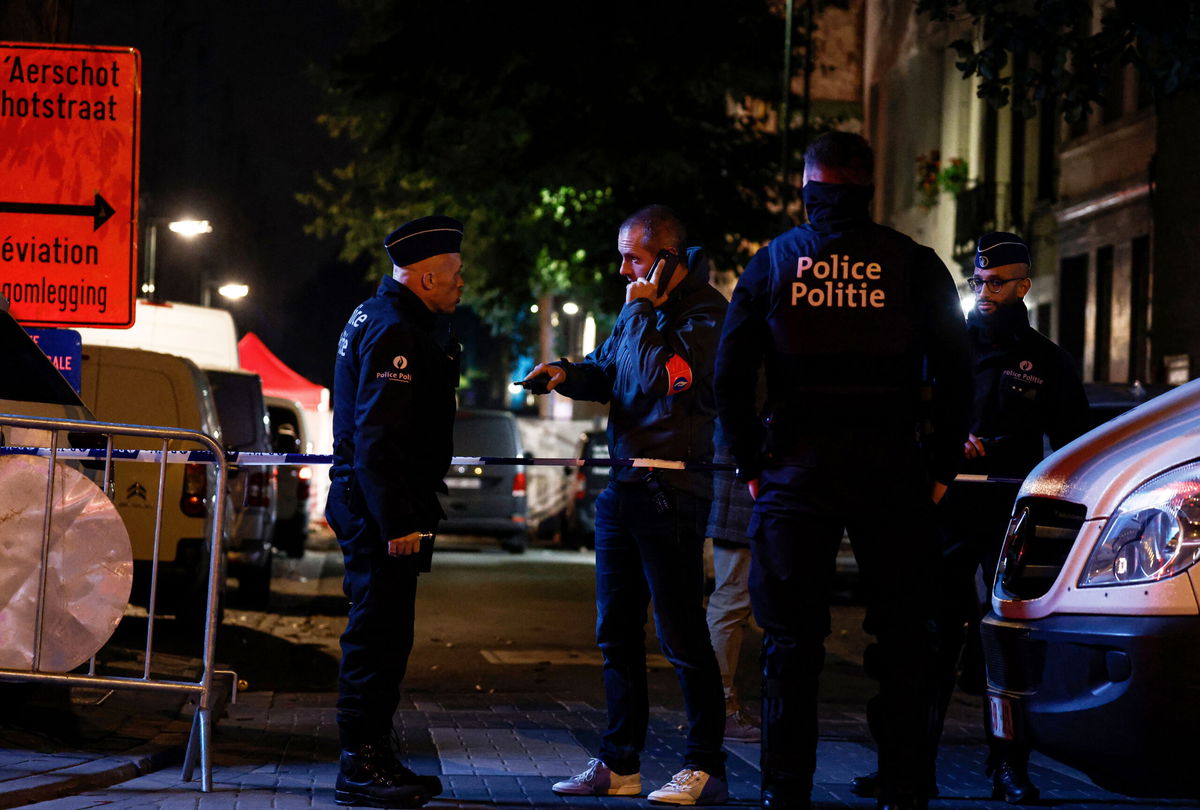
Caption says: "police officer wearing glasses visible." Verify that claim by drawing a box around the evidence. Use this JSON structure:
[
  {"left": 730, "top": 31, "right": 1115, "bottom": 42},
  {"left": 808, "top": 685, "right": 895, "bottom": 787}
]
[
  {"left": 715, "top": 132, "right": 972, "bottom": 810},
  {"left": 852, "top": 231, "right": 1087, "bottom": 805},
  {"left": 327, "top": 215, "right": 465, "bottom": 808}
]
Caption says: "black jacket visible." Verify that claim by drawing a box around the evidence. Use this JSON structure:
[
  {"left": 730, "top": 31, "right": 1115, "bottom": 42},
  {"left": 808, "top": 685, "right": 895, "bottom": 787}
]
[
  {"left": 715, "top": 182, "right": 972, "bottom": 483},
  {"left": 964, "top": 302, "right": 1089, "bottom": 478},
  {"left": 553, "top": 254, "right": 726, "bottom": 497},
  {"left": 330, "top": 277, "right": 459, "bottom": 540}
]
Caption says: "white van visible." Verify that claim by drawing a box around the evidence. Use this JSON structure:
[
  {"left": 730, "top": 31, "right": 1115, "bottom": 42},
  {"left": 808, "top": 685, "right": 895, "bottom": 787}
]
[
  {"left": 981, "top": 377, "right": 1200, "bottom": 799},
  {"left": 79, "top": 345, "right": 228, "bottom": 625},
  {"left": 75, "top": 299, "right": 239, "bottom": 371}
]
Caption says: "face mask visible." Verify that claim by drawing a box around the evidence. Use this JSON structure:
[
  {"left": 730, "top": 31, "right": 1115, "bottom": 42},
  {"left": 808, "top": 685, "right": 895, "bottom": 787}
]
[{"left": 801, "top": 181, "right": 874, "bottom": 230}]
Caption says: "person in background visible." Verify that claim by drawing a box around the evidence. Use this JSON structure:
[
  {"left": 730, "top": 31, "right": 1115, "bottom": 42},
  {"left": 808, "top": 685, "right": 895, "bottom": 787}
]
[{"left": 853, "top": 231, "right": 1088, "bottom": 806}]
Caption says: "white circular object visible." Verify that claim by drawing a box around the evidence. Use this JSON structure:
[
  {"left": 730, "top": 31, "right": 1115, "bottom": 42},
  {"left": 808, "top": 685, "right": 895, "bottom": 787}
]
[{"left": 0, "top": 455, "right": 133, "bottom": 672}]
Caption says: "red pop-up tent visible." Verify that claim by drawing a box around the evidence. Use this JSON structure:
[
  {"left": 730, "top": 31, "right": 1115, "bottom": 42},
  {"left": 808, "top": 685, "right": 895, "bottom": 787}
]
[{"left": 238, "top": 332, "right": 327, "bottom": 410}]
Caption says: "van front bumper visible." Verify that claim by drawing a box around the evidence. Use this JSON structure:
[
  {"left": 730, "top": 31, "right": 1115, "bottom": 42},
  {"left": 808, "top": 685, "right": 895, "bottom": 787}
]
[{"left": 981, "top": 610, "right": 1200, "bottom": 797}]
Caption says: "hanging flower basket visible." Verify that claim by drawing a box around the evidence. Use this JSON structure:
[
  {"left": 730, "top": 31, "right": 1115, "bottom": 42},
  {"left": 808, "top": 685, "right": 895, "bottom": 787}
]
[{"left": 915, "top": 150, "right": 941, "bottom": 209}]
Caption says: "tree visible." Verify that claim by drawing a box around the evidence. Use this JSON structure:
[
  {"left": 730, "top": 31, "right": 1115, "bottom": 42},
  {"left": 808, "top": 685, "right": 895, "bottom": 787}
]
[
  {"left": 916, "top": 0, "right": 1200, "bottom": 121},
  {"left": 298, "top": 0, "right": 783, "bottom": 338}
]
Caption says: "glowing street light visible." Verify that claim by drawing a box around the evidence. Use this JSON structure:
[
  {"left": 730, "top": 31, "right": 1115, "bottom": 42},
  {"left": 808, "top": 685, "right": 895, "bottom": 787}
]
[
  {"left": 561, "top": 301, "right": 580, "bottom": 315},
  {"left": 167, "top": 219, "right": 213, "bottom": 237},
  {"left": 142, "top": 218, "right": 214, "bottom": 299},
  {"left": 217, "top": 283, "right": 249, "bottom": 300},
  {"left": 202, "top": 280, "right": 249, "bottom": 307}
]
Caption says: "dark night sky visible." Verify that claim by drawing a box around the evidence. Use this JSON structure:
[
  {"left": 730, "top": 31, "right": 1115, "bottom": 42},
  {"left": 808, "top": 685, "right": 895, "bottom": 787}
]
[{"left": 69, "top": 0, "right": 369, "bottom": 389}]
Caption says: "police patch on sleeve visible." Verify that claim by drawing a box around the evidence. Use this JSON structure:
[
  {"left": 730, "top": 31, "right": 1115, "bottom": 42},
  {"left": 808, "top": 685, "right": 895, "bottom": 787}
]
[{"left": 376, "top": 355, "right": 413, "bottom": 383}]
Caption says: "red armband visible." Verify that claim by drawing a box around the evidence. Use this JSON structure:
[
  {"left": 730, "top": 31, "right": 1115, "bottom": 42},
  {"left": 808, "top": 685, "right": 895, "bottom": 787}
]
[{"left": 665, "top": 354, "right": 693, "bottom": 395}]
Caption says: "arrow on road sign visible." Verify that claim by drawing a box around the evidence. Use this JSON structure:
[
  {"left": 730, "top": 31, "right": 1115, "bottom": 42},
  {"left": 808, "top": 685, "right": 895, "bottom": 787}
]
[{"left": 0, "top": 193, "right": 117, "bottom": 231}]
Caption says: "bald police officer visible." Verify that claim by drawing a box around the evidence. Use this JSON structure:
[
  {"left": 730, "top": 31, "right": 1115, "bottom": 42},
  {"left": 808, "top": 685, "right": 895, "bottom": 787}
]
[
  {"left": 327, "top": 215, "right": 465, "bottom": 808},
  {"left": 715, "top": 132, "right": 972, "bottom": 810}
]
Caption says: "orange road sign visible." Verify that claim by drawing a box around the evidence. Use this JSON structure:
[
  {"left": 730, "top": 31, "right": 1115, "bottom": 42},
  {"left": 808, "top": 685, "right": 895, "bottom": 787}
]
[{"left": 1, "top": 42, "right": 141, "bottom": 327}]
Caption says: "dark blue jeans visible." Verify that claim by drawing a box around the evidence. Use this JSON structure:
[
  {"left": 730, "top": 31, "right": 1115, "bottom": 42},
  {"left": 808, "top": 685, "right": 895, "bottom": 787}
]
[{"left": 593, "top": 481, "right": 726, "bottom": 777}]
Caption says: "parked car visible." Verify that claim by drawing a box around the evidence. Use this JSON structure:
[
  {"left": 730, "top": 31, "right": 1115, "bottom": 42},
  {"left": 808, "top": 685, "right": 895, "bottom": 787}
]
[
  {"left": 203, "top": 369, "right": 278, "bottom": 607},
  {"left": 1081, "top": 380, "right": 1172, "bottom": 433},
  {"left": 79, "top": 344, "right": 227, "bottom": 626},
  {"left": 438, "top": 408, "right": 530, "bottom": 553},
  {"left": 982, "top": 378, "right": 1198, "bottom": 798},
  {"left": 563, "top": 429, "right": 608, "bottom": 549},
  {"left": 266, "top": 395, "right": 312, "bottom": 559}
]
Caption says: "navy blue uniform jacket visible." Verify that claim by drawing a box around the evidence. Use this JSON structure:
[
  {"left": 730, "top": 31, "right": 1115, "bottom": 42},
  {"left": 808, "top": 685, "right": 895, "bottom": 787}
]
[
  {"left": 330, "top": 277, "right": 458, "bottom": 544},
  {"left": 715, "top": 182, "right": 972, "bottom": 484},
  {"left": 964, "top": 302, "right": 1088, "bottom": 478},
  {"left": 553, "top": 255, "right": 726, "bottom": 497}
]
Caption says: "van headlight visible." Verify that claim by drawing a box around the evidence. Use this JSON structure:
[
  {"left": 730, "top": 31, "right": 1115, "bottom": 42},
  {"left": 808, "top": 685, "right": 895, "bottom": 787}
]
[{"left": 1081, "top": 463, "right": 1200, "bottom": 587}]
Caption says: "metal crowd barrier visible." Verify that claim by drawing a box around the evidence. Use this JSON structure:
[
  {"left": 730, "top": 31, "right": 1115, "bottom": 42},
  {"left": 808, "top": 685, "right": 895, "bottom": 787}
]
[{"left": 0, "top": 413, "right": 230, "bottom": 792}]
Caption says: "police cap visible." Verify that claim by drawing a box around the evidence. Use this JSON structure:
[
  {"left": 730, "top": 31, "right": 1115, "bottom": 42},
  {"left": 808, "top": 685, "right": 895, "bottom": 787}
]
[
  {"left": 384, "top": 215, "right": 464, "bottom": 268},
  {"left": 975, "top": 231, "right": 1030, "bottom": 270}
]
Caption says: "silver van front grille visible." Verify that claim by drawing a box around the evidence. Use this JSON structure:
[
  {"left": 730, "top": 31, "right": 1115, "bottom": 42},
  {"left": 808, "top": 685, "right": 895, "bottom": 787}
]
[{"left": 997, "top": 496, "right": 1087, "bottom": 600}]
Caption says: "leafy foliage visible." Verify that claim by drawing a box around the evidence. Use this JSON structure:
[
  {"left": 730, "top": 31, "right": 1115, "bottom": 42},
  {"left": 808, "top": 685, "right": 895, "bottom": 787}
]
[
  {"left": 300, "top": 0, "right": 784, "bottom": 333},
  {"left": 916, "top": 0, "right": 1200, "bottom": 121}
]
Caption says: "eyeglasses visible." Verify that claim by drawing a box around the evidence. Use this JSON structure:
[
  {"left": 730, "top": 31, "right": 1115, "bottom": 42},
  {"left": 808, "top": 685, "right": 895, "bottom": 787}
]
[{"left": 967, "top": 275, "right": 1028, "bottom": 294}]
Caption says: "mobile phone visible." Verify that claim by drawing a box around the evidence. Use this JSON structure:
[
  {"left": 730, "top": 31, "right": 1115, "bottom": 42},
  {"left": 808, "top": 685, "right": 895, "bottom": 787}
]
[
  {"left": 514, "top": 373, "right": 551, "bottom": 395},
  {"left": 647, "top": 249, "right": 679, "bottom": 298}
]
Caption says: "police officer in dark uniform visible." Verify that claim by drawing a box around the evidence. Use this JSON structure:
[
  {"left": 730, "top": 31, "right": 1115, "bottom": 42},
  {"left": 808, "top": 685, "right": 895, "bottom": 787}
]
[
  {"left": 326, "top": 215, "right": 465, "bottom": 808},
  {"left": 715, "top": 133, "right": 972, "bottom": 810},
  {"left": 526, "top": 205, "right": 730, "bottom": 806},
  {"left": 911, "top": 232, "right": 1086, "bottom": 804}
]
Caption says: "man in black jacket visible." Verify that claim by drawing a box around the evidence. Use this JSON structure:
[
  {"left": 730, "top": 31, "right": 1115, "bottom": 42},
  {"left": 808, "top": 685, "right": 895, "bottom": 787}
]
[
  {"left": 926, "top": 231, "right": 1087, "bottom": 803},
  {"left": 525, "top": 205, "right": 729, "bottom": 806},
  {"left": 715, "top": 132, "right": 972, "bottom": 810},
  {"left": 327, "top": 215, "right": 465, "bottom": 808}
]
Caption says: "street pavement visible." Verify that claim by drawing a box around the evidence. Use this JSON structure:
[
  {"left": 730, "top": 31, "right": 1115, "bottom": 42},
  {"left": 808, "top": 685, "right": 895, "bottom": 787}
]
[{"left": 3, "top": 546, "right": 1194, "bottom": 809}]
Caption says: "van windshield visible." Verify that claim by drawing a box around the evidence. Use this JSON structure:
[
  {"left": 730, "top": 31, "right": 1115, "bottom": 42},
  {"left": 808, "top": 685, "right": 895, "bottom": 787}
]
[
  {"left": 454, "top": 413, "right": 519, "bottom": 457},
  {"left": 206, "top": 370, "right": 268, "bottom": 451}
]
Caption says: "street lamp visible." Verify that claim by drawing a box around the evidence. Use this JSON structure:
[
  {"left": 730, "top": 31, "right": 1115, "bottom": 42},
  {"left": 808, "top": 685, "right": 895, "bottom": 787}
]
[
  {"left": 142, "top": 218, "right": 213, "bottom": 300},
  {"left": 202, "top": 280, "right": 250, "bottom": 308}
]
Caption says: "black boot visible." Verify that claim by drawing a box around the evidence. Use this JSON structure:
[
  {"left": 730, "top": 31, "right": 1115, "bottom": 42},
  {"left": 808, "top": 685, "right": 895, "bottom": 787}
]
[
  {"left": 335, "top": 742, "right": 434, "bottom": 808},
  {"left": 761, "top": 781, "right": 811, "bottom": 810},
  {"left": 372, "top": 733, "right": 444, "bottom": 797},
  {"left": 991, "top": 760, "right": 1039, "bottom": 805},
  {"left": 850, "top": 772, "right": 939, "bottom": 800}
]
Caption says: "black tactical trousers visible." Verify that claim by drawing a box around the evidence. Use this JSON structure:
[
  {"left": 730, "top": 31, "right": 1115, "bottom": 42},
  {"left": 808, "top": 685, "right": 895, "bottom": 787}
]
[
  {"left": 327, "top": 478, "right": 421, "bottom": 750},
  {"left": 748, "top": 450, "right": 940, "bottom": 801}
]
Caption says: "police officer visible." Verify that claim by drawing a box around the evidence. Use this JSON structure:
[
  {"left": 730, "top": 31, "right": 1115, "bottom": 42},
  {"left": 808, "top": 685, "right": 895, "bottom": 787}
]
[
  {"left": 326, "top": 215, "right": 465, "bottom": 808},
  {"left": 931, "top": 232, "right": 1087, "bottom": 803},
  {"left": 526, "top": 205, "right": 730, "bottom": 806},
  {"left": 715, "top": 132, "right": 972, "bottom": 810},
  {"left": 851, "top": 232, "right": 1089, "bottom": 805}
]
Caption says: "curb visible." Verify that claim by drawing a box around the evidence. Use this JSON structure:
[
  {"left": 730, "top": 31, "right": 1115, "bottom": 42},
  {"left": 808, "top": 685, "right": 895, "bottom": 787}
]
[{"left": 0, "top": 714, "right": 191, "bottom": 808}]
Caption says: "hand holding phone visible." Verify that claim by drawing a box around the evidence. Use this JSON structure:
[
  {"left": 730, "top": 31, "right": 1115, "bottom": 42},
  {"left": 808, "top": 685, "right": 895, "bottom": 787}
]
[
  {"left": 626, "top": 249, "right": 679, "bottom": 306},
  {"left": 514, "top": 374, "right": 551, "bottom": 395}
]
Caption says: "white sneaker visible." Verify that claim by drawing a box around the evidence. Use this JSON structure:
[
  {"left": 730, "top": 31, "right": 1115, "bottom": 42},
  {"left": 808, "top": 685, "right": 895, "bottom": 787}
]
[
  {"left": 648, "top": 769, "right": 729, "bottom": 805},
  {"left": 551, "top": 758, "right": 641, "bottom": 796}
]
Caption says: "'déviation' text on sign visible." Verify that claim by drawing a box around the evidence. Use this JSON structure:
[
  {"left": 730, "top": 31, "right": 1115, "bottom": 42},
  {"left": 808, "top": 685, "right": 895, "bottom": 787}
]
[{"left": 0, "top": 42, "right": 141, "bottom": 328}]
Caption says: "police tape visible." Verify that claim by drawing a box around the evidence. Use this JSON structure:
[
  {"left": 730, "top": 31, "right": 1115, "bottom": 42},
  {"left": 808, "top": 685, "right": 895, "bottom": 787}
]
[
  {"left": 0, "top": 445, "right": 1024, "bottom": 483},
  {"left": 0, "top": 446, "right": 715, "bottom": 470}
]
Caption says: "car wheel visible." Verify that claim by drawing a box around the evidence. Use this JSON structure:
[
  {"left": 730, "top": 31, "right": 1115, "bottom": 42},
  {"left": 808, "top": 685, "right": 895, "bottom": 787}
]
[
  {"left": 236, "top": 551, "right": 273, "bottom": 609},
  {"left": 272, "top": 513, "right": 308, "bottom": 559}
]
